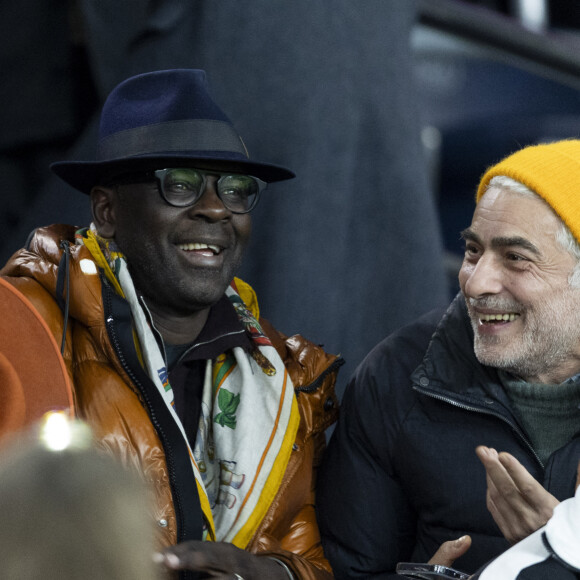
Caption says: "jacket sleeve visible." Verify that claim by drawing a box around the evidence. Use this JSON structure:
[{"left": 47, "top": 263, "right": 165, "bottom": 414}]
[
  {"left": 316, "top": 342, "right": 418, "bottom": 579},
  {"left": 250, "top": 318, "right": 341, "bottom": 579},
  {"left": 253, "top": 426, "right": 335, "bottom": 580}
]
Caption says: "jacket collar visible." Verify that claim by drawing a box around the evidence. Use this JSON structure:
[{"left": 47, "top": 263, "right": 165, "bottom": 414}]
[{"left": 410, "top": 293, "right": 516, "bottom": 418}]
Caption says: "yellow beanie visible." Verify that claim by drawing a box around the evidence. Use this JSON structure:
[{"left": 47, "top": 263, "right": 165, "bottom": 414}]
[{"left": 476, "top": 139, "right": 580, "bottom": 244}]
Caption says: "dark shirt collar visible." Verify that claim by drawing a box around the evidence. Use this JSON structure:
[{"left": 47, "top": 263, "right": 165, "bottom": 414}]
[{"left": 165, "top": 294, "right": 253, "bottom": 367}]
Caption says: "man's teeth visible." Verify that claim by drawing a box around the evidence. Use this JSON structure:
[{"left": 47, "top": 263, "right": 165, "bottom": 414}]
[
  {"left": 178, "top": 242, "right": 221, "bottom": 253},
  {"left": 480, "top": 313, "right": 519, "bottom": 322}
]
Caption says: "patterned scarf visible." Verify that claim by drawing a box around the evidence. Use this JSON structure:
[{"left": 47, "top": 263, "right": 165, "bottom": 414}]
[{"left": 78, "top": 226, "right": 300, "bottom": 546}]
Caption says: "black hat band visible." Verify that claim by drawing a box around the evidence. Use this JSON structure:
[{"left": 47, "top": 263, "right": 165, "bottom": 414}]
[{"left": 97, "top": 119, "right": 249, "bottom": 160}]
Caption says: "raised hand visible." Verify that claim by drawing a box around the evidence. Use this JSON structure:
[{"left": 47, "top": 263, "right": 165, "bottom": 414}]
[{"left": 475, "top": 445, "right": 559, "bottom": 544}]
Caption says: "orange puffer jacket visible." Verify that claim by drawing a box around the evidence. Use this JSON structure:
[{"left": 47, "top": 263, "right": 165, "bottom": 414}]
[{"left": 2, "top": 224, "right": 342, "bottom": 579}]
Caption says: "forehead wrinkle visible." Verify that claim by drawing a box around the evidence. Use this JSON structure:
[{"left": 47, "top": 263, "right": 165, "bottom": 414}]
[{"left": 461, "top": 228, "right": 542, "bottom": 257}]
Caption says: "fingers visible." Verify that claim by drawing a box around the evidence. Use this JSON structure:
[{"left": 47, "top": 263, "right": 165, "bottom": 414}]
[
  {"left": 496, "top": 452, "right": 545, "bottom": 504},
  {"left": 476, "top": 446, "right": 511, "bottom": 488},
  {"left": 476, "top": 446, "right": 529, "bottom": 508},
  {"left": 154, "top": 541, "right": 286, "bottom": 579},
  {"left": 475, "top": 446, "right": 559, "bottom": 544},
  {"left": 153, "top": 543, "right": 204, "bottom": 571},
  {"left": 476, "top": 446, "right": 519, "bottom": 520},
  {"left": 155, "top": 540, "right": 231, "bottom": 572},
  {"left": 483, "top": 470, "right": 511, "bottom": 538},
  {"left": 428, "top": 535, "right": 471, "bottom": 567}
]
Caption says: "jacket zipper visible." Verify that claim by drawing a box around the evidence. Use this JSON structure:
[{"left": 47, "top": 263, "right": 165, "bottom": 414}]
[
  {"left": 103, "top": 282, "right": 189, "bottom": 542},
  {"left": 295, "top": 357, "right": 345, "bottom": 393},
  {"left": 413, "top": 384, "right": 544, "bottom": 469}
]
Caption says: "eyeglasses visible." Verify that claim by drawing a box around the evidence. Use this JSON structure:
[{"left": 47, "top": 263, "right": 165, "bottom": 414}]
[
  {"left": 110, "top": 168, "right": 266, "bottom": 213},
  {"left": 153, "top": 168, "right": 266, "bottom": 213}
]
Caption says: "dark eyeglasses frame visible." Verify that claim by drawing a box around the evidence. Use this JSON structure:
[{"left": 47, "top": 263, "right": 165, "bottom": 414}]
[{"left": 108, "top": 167, "right": 267, "bottom": 214}]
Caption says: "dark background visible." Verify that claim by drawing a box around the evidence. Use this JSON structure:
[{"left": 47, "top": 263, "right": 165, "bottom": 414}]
[{"left": 1, "top": 0, "right": 579, "bottom": 393}]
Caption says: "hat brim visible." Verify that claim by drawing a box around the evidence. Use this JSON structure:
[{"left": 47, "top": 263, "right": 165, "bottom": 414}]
[
  {"left": 51, "top": 153, "right": 295, "bottom": 195},
  {"left": 0, "top": 278, "right": 74, "bottom": 437}
]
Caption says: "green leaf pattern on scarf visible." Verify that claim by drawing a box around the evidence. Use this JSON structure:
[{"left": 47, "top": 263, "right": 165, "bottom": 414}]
[{"left": 215, "top": 388, "right": 241, "bottom": 429}]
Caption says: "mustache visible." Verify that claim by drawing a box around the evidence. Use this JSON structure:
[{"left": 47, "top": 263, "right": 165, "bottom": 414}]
[{"left": 466, "top": 296, "right": 522, "bottom": 312}]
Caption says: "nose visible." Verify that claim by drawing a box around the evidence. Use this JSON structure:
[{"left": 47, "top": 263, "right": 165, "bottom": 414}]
[
  {"left": 187, "top": 176, "right": 231, "bottom": 219},
  {"left": 460, "top": 254, "right": 504, "bottom": 299}
]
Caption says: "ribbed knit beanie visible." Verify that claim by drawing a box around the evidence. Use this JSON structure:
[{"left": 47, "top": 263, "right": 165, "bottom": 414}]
[{"left": 476, "top": 139, "right": 580, "bottom": 244}]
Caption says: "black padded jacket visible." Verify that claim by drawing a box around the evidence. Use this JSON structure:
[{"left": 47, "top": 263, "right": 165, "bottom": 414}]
[{"left": 317, "top": 293, "right": 580, "bottom": 579}]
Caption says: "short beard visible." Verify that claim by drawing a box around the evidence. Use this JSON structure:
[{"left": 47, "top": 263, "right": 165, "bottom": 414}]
[{"left": 467, "top": 293, "right": 580, "bottom": 382}]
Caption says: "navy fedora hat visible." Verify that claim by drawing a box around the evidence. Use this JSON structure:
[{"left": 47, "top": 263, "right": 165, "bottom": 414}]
[{"left": 51, "top": 69, "right": 295, "bottom": 194}]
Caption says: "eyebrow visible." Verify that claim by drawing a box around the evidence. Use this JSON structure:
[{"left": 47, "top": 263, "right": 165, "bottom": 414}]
[{"left": 460, "top": 228, "right": 542, "bottom": 257}]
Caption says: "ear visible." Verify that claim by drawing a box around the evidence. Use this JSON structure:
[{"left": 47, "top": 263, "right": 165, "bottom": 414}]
[{"left": 90, "top": 186, "right": 117, "bottom": 238}]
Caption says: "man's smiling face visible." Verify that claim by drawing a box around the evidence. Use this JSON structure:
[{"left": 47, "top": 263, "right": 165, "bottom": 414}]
[
  {"left": 105, "top": 172, "right": 251, "bottom": 318},
  {"left": 458, "top": 185, "right": 580, "bottom": 384}
]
